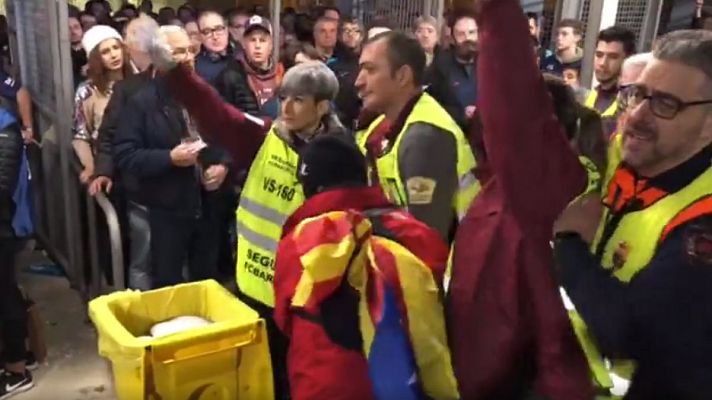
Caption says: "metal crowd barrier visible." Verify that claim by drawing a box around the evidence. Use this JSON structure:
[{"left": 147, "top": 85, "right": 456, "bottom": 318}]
[
  {"left": 72, "top": 160, "right": 126, "bottom": 299},
  {"left": 8, "top": 0, "right": 126, "bottom": 301}
]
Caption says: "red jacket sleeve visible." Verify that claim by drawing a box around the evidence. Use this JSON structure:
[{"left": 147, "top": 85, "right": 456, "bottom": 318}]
[
  {"left": 164, "top": 64, "right": 270, "bottom": 171},
  {"left": 476, "top": 0, "right": 586, "bottom": 225}
]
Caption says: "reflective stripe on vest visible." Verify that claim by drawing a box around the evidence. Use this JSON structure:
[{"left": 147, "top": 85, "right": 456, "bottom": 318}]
[
  {"left": 571, "top": 164, "right": 712, "bottom": 395},
  {"left": 236, "top": 127, "right": 305, "bottom": 307},
  {"left": 355, "top": 93, "right": 479, "bottom": 220},
  {"left": 579, "top": 155, "right": 602, "bottom": 196},
  {"left": 604, "top": 133, "right": 623, "bottom": 190},
  {"left": 585, "top": 89, "right": 619, "bottom": 118}
]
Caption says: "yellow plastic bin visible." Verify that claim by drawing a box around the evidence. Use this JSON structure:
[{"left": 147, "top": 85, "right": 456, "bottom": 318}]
[{"left": 88, "top": 280, "right": 274, "bottom": 400}]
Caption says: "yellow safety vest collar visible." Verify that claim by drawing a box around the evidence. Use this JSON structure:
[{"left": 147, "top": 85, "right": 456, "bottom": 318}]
[{"left": 585, "top": 88, "right": 619, "bottom": 118}]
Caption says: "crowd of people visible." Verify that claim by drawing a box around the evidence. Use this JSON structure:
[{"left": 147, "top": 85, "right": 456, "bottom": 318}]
[{"left": 1, "top": 0, "right": 712, "bottom": 398}]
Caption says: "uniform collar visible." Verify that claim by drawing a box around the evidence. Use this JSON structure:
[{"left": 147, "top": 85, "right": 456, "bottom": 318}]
[
  {"left": 645, "top": 145, "right": 712, "bottom": 192},
  {"left": 384, "top": 91, "right": 423, "bottom": 142},
  {"left": 607, "top": 145, "right": 712, "bottom": 212}
]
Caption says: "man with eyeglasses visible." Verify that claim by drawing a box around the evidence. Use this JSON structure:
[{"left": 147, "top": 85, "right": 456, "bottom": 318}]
[
  {"left": 554, "top": 29, "right": 712, "bottom": 399},
  {"left": 340, "top": 17, "right": 363, "bottom": 55},
  {"left": 195, "top": 11, "right": 232, "bottom": 86}
]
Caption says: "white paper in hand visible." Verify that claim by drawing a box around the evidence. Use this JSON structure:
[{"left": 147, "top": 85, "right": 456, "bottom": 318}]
[{"left": 185, "top": 138, "right": 207, "bottom": 153}]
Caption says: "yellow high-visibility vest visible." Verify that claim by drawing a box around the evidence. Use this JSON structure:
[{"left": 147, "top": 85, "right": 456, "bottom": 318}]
[
  {"left": 569, "top": 161, "right": 712, "bottom": 398},
  {"left": 585, "top": 89, "right": 619, "bottom": 118},
  {"left": 355, "top": 93, "right": 479, "bottom": 220},
  {"left": 235, "top": 127, "right": 305, "bottom": 307}
]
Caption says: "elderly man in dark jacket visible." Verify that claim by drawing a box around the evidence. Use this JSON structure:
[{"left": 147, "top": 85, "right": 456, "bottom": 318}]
[
  {"left": 195, "top": 11, "right": 233, "bottom": 86},
  {"left": 113, "top": 26, "right": 230, "bottom": 289}
]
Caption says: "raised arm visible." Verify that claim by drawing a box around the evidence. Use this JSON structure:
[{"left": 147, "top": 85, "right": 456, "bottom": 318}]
[
  {"left": 164, "top": 65, "right": 268, "bottom": 171},
  {"left": 477, "top": 0, "right": 586, "bottom": 224}
]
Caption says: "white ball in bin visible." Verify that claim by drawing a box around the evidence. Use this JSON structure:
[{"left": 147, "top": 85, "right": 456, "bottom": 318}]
[{"left": 150, "top": 316, "right": 212, "bottom": 338}]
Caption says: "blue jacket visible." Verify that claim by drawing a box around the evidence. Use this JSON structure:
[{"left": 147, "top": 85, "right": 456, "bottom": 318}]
[
  {"left": 195, "top": 48, "right": 233, "bottom": 87},
  {"left": 440, "top": 51, "right": 478, "bottom": 110}
]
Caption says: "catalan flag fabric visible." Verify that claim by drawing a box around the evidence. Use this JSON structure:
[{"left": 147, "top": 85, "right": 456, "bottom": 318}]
[{"left": 274, "top": 187, "right": 459, "bottom": 400}]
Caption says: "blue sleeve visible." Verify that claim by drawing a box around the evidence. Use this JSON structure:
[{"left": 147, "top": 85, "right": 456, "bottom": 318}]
[
  {"left": 0, "top": 73, "right": 21, "bottom": 100},
  {"left": 112, "top": 94, "right": 173, "bottom": 178}
]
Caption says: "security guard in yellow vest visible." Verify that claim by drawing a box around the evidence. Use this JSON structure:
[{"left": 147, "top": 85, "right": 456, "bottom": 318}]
[
  {"left": 152, "top": 39, "right": 352, "bottom": 398},
  {"left": 233, "top": 64, "right": 345, "bottom": 309},
  {"left": 585, "top": 26, "right": 637, "bottom": 137},
  {"left": 354, "top": 31, "right": 478, "bottom": 242},
  {"left": 585, "top": 89, "right": 619, "bottom": 119},
  {"left": 554, "top": 30, "right": 712, "bottom": 399}
]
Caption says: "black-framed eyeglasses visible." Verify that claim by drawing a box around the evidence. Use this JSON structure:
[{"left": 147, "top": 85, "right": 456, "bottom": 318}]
[
  {"left": 200, "top": 25, "right": 227, "bottom": 37},
  {"left": 620, "top": 83, "right": 712, "bottom": 120}
]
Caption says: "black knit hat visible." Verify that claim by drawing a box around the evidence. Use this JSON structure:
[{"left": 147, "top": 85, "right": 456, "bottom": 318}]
[{"left": 298, "top": 134, "right": 368, "bottom": 198}]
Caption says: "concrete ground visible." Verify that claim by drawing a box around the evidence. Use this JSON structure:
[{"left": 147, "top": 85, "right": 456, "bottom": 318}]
[{"left": 14, "top": 250, "right": 115, "bottom": 400}]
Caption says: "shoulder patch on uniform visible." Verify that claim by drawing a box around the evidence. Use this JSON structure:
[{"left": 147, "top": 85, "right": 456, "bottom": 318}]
[
  {"left": 685, "top": 224, "right": 712, "bottom": 266},
  {"left": 406, "top": 176, "right": 437, "bottom": 205}
]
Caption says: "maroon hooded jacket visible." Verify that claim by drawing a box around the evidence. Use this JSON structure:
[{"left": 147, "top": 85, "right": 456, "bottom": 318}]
[{"left": 446, "top": 0, "right": 593, "bottom": 399}]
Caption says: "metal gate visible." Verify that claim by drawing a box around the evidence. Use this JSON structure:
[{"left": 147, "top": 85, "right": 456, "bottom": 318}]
[
  {"left": 352, "top": 0, "right": 436, "bottom": 31},
  {"left": 573, "top": 0, "right": 662, "bottom": 50},
  {"left": 6, "top": 0, "right": 124, "bottom": 301},
  {"left": 553, "top": 0, "right": 662, "bottom": 86}
]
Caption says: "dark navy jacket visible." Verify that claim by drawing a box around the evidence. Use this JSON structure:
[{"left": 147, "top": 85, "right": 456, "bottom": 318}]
[
  {"left": 195, "top": 48, "right": 233, "bottom": 87},
  {"left": 113, "top": 77, "right": 228, "bottom": 216},
  {"left": 440, "top": 51, "right": 478, "bottom": 111}
]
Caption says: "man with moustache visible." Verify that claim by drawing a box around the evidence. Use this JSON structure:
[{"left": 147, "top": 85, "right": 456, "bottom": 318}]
[
  {"left": 554, "top": 29, "right": 712, "bottom": 399},
  {"left": 442, "top": 11, "right": 479, "bottom": 120}
]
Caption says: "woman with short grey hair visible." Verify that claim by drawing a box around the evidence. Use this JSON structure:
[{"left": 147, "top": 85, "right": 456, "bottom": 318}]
[{"left": 150, "top": 34, "right": 348, "bottom": 399}]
